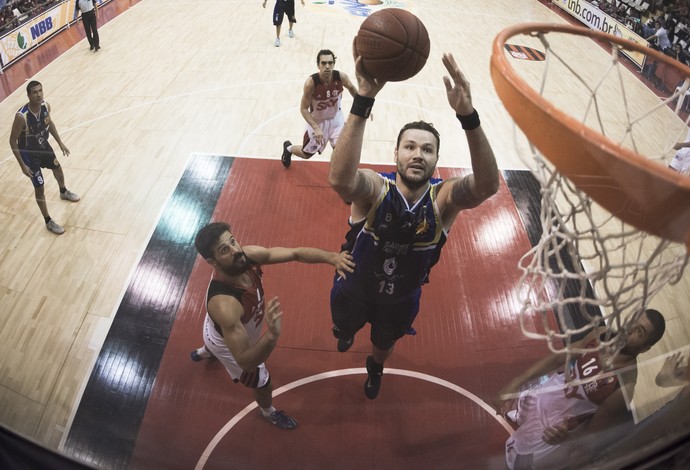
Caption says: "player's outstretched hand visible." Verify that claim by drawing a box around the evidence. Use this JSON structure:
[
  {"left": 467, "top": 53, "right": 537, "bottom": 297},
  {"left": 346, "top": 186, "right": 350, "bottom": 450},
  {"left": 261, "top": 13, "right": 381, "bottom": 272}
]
[
  {"left": 542, "top": 417, "right": 569, "bottom": 445},
  {"left": 314, "top": 128, "right": 325, "bottom": 146},
  {"left": 265, "top": 296, "right": 283, "bottom": 340},
  {"left": 442, "top": 53, "right": 474, "bottom": 116},
  {"left": 656, "top": 352, "right": 689, "bottom": 387},
  {"left": 59, "top": 142, "right": 70, "bottom": 157},
  {"left": 494, "top": 397, "right": 514, "bottom": 418},
  {"left": 332, "top": 251, "right": 355, "bottom": 279},
  {"left": 20, "top": 164, "right": 33, "bottom": 178}
]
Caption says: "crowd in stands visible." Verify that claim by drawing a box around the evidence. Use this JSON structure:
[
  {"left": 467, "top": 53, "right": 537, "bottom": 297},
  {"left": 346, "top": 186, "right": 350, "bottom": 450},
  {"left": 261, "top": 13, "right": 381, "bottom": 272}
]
[
  {"left": 590, "top": 0, "right": 690, "bottom": 108},
  {"left": 0, "top": 0, "right": 61, "bottom": 33},
  {"left": 594, "top": 0, "right": 690, "bottom": 66}
]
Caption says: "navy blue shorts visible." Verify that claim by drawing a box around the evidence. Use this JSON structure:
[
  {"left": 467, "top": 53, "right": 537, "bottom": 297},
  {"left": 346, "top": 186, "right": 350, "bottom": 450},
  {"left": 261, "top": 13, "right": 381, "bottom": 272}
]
[
  {"left": 273, "top": 0, "right": 296, "bottom": 26},
  {"left": 330, "top": 281, "right": 420, "bottom": 351},
  {"left": 20, "top": 146, "right": 59, "bottom": 188}
]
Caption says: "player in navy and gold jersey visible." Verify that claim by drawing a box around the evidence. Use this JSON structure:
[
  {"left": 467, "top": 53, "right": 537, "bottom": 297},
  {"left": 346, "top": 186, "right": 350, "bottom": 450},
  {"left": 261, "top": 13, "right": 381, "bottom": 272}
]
[
  {"left": 262, "top": 0, "right": 305, "bottom": 47},
  {"left": 495, "top": 309, "right": 666, "bottom": 469},
  {"left": 281, "top": 49, "right": 358, "bottom": 168},
  {"left": 9, "top": 81, "right": 80, "bottom": 235},
  {"left": 190, "top": 222, "right": 354, "bottom": 429},
  {"left": 328, "top": 53, "right": 500, "bottom": 399}
]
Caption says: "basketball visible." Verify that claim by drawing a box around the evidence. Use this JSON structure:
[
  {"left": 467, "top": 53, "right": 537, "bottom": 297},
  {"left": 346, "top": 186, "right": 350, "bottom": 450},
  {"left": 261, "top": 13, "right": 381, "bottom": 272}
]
[{"left": 354, "top": 8, "right": 430, "bottom": 82}]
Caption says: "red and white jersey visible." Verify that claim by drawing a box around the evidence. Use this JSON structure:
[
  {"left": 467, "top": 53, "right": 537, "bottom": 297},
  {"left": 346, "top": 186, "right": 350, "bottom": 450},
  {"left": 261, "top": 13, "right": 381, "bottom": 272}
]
[
  {"left": 201, "top": 263, "right": 271, "bottom": 386},
  {"left": 505, "top": 347, "right": 624, "bottom": 467},
  {"left": 205, "top": 263, "right": 265, "bottom": 347},
  {"left": 309, "top": 70, "right": 344, "bottom": 122}
]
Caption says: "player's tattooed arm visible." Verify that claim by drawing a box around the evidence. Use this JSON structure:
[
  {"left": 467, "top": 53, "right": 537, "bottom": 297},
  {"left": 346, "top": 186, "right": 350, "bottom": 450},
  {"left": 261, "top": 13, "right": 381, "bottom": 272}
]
[
  {"left": 341, "top": 168, "right": 380, "bottom": 207},
  {"left": 352, "top": 169, "right": 378, "bottom": 197},
  {"left": 450, "top": 175, "right": 485, "bottom": 209}
]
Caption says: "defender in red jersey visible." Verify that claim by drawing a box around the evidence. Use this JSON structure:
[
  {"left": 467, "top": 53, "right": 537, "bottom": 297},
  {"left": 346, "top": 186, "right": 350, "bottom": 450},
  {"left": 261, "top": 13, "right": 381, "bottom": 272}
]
[
  {"left": 281, "top": 49, "right": 358, "bottom": 168},
  {"left": 190, "top": 222, "right": 354, "bottom": 429}
]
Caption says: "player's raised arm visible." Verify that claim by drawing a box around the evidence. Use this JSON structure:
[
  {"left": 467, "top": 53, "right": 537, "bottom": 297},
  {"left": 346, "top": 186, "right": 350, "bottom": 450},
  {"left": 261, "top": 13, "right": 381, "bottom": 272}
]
[
  {"left": 245, "top": 246, "right": 355, "bottom": 278},
  {"left": 436, "top": 53, "right": 499, "bottom": 228},
  {"left": 209, "top": 295, "right": 282, "bottom": 371},
  {"left": 328, "top": 46, "right": 385, "bottom": 207}
]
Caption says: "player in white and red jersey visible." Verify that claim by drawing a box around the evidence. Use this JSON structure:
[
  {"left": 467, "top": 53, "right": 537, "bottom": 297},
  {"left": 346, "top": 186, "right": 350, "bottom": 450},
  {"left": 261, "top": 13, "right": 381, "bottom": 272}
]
[
  {"left": 281, "top": 49, "right": 358, "bottom": 168},
  {"left": 189, "top": 222, "right": 354, "bottom": 429},
  {"left": 496, "top": 309, "right": 666, "bottom": 469}
]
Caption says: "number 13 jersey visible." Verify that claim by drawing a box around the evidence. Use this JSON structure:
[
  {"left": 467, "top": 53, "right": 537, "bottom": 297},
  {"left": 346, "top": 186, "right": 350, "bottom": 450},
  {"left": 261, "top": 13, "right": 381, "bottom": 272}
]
[{"left": 337, "top": 172, "right": 448, "bottom": 305}]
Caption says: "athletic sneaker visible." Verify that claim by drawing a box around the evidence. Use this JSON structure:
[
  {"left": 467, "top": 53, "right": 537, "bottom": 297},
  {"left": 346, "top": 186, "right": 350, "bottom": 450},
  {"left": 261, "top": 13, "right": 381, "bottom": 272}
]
[
  {"left": 288, "top": 30, "right": 294, "bottom": 38},
  {"left": 46, "top": 219, "right": 65, "bottom": 235},
  {"left": 275, "top": 38, "right": 281, "bottom": 47},
  {"left": 281, "top": 140, "right": 292, "bottom": 168},
  {"left": 261, "top": 410, "right": 298, "bottom": 430},
  {"left": 364, "top": 355, "right": 383, "bottom": 400},
  {"left": 190, "top": 347, "right": 214, "bottom": 362},
  {"left": 332, "top": 325, "right": 353, "bottom": 352},
  {"left": 337, "top": 336, "right": 354, "bottom": 352},
  {"left": 60, "top": 189, "right": 80, "bottom": 202}
]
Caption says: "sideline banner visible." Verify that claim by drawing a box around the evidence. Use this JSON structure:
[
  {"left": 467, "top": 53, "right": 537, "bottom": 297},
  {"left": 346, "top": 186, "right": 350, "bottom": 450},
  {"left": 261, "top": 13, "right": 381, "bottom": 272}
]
[
  {"left": 552, "top": 0, "right": 647, "bottom": 68},
  {"left": 0, "top": 0, "right": 110, "bottom": 68}
]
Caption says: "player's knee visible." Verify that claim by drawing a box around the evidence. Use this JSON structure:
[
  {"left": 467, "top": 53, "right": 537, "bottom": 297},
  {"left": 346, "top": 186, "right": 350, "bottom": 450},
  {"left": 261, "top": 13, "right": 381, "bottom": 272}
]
[
  {"left": 257, "top": 376, "right": 272, "bottom": 391},
  {"left": 372, "top": 333, "right": 399, "bottom": 351},
  {"left": 239, "top": 367, "right": 270, "bottom": 389},
  {"left": 333, "top": 324, "right": 359, "bottom": 339}
]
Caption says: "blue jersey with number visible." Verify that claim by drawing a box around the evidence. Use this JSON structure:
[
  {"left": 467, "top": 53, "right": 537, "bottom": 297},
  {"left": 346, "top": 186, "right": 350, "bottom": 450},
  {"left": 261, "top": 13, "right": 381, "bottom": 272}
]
[
  {"left": 17, "top": 102, "right": 52, "bottom": 151},
  {"left": 337, "top": 172, "right": 447, "bottom": 304}
]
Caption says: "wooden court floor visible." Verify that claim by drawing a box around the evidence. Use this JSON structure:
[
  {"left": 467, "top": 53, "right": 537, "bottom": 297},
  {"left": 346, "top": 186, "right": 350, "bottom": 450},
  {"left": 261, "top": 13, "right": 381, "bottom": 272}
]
[
  {"left": 61, "top": 156, "right": 545, "bottom": 469},
  {"left": 0, "top": 0, "right": 688, "bottom": 468}
]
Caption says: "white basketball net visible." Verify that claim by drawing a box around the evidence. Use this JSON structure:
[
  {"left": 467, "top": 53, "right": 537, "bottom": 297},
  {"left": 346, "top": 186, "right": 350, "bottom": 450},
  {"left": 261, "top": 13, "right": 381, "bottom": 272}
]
[{"left": 512, "top": 30, "right": 690, "bottom": 366}]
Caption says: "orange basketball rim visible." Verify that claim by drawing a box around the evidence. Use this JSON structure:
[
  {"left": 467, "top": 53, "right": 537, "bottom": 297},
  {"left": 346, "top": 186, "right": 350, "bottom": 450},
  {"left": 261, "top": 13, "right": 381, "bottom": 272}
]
[{"left": 491, "top": 23, "right": 690, "bottom": 250}]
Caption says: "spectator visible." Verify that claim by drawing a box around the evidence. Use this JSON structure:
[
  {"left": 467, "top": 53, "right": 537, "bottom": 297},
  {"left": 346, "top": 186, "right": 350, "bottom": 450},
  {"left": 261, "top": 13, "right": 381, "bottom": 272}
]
[
  {"left": 672, "top": 0, "right": 690, "bottom": 20},
  {"left": 640, "top": 17, "right": 658, "bottom": 37},
  {"left": 643, "top": 20, "right": 673, "bottom": 80},
  {"left": 615, "top": 2, "right": 629, "bottom": 21}
]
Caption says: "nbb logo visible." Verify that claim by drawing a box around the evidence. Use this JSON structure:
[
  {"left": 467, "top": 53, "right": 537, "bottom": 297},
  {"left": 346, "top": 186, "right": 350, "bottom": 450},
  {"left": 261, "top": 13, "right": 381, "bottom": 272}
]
[{"left": 30, "top": 17, "right": 54, "bottom": 40}]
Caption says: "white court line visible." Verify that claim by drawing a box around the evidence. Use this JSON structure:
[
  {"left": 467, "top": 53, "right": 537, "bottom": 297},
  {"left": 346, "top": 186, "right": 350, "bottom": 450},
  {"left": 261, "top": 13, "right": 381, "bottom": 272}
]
[{"left": 194, "top": 367, "right": 513, "bottom": 470}]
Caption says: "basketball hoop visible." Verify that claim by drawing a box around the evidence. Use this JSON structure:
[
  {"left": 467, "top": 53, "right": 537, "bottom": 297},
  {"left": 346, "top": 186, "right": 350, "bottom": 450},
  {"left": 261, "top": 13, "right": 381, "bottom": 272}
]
[{"left": 490, "top": 23, "right": 690, "bottom": 363}]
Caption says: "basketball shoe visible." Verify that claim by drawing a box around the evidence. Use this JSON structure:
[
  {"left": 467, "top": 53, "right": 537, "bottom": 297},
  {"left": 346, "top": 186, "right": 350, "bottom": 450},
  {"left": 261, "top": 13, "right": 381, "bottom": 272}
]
[
  {"left": 364, "top": 355, "right": 383, "bottom": 399},
  {"left": 281, "top": 141, "right": 292, "bottom": 168}
]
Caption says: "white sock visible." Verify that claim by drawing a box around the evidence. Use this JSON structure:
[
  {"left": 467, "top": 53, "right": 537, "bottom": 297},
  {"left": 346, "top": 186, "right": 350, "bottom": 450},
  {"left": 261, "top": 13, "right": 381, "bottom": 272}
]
[
  {"left": 195, "top": 346, "right": 211, "bottom": 359},
  {"left": 287, "top": 145, "right": 293, "bottom": 153},
  {"left": 260, "top": 406, "right": 276, "bottom": 417}
]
